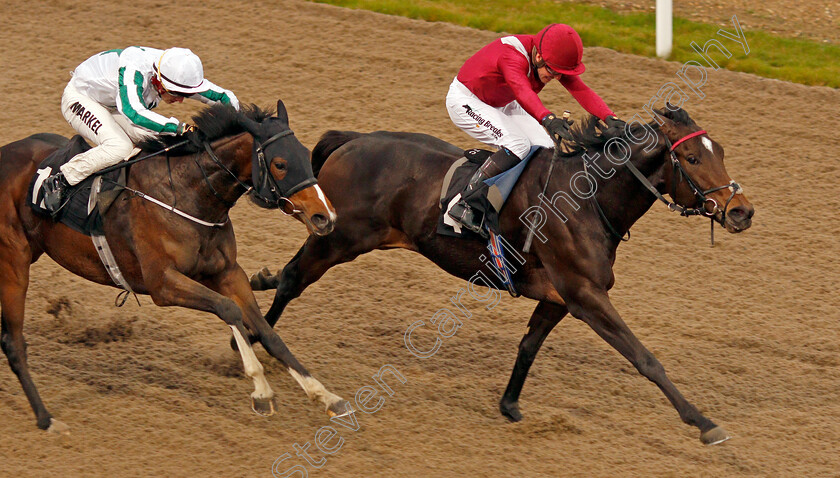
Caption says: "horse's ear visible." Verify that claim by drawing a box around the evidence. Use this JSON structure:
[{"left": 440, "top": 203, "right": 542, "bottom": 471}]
[
  {"left": 276, "top": 99, "right": 289, "bottom": 124},
  {"left": 652, "top": 108, "right": 677, "bottom": 131},
  {"left": 655, "top": 103, "right": 689, "bottom": 125},
  {"left": 239, "top": 116, "right": 261, "bottom": 136}
]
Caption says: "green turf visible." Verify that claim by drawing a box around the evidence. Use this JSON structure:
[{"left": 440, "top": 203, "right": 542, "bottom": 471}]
[{"left": 310, "top": 0, "right": 839, "bottom": 88}]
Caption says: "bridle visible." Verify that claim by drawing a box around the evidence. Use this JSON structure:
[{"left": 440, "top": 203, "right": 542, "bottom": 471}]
[
  {"left": 524, "top": 127, "right": 744, "bottom": 251},
  {"left": 621, "top": 129, "right": 743, "bottom": 244},
  {"left": 200, "top": 129, "right": 315, "bottom": 216},
  {"left": 98, "top": 126, "right": 316, "bottom": 227},
  {"left": 664, "top": 131, "right": 743, "bottom": 222},
  {"left": 253, "top": 130, "right": 317, "bottom": 214}
]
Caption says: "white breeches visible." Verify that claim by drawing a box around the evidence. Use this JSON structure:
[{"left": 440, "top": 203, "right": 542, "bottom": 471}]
[
  {"left": 445, "top": 77, "right": 553, "bottom": 160},
  {"left": 59, "top": 81, "right": 152, "bottom": 185}
]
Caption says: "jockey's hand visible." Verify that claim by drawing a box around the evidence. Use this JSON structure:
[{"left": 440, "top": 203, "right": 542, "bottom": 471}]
[
  {"left": 604, "top": 115, "right": 627, "bottom": 131},
  {"left": 176, "top": 122, "right": 197, "bottom": 136},
  {"left": 541, "top": 113, "right": 574, "bottom": 142}
]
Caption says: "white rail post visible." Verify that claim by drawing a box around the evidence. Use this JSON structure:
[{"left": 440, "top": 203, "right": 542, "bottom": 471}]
[{"left": 656, "top": 0, "right": 672, "bottom": 58}]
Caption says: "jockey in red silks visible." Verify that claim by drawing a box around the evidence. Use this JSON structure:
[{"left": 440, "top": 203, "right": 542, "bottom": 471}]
[{"left": 446, "top": 23, "right": 626, "bottom": 234}]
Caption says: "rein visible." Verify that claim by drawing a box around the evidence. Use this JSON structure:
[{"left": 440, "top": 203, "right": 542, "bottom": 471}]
[
  {"left": 583, "top": 154, "right": 630, "bottom": 243},
  {"left": 522, "top": 146, "right": 559, "bottom": 253},
  {"left": 95, "top": 139, "right": 190, "bottom": 175},
  {"left": 97, "top": 128, "right": 306, "bottom": 227},
  {"left": 623, "top": 129, "right": 743, "bottom": 245},
  {"left": 523, "top": 140, "right": 630, "bottom": 253},
  {"left": 527, "top": 128, "right": 743, "bottom": 249},
  {"left": 97, "top": 139, "right": 230, "bottom": 227}
]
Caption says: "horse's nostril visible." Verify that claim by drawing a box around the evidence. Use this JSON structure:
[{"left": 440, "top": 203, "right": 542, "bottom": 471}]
[
  {"left": 311, "top": 214, "right": 328, "bottom": 228},
  {"left": 728, "top": 206, "right": 754, "bottom": 226}
]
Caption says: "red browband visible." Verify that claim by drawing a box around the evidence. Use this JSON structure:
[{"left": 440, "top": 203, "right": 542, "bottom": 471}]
[{"left": 669, "top": 130, "right": 707, "bottom": 152}]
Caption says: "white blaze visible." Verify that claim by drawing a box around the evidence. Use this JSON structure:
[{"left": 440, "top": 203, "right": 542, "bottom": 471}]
[
  {"left": 701, "top": 137, "right": 713, "bottom": 153},
  {"left": 314, "top": 184, "right": 337, "bottom": 221}
]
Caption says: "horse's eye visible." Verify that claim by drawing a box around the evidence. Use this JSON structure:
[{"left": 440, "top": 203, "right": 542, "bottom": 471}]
[
  {"left": 686, "top": 155, "right": 698, "bottom": 165},
  {"left": 273, "top": 162, "right": 287, "bottom": 171}
]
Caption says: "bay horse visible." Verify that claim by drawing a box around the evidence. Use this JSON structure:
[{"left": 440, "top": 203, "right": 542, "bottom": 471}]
[
  {"left": 0, "top": 100, "right": 353, "bottom": 434},
  {"left": 250, "top": 107, "right": 754, "bottom": 445}
]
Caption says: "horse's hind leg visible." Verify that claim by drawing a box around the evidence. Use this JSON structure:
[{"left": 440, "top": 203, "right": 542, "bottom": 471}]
[
  {"left": 0, "top": 249, "right": 69, "bottom": 434},
  {"left": 499, "top": 300, "right": 568, "bottom": 422}
]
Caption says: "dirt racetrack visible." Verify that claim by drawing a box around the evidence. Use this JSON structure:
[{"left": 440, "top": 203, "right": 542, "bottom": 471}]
[{"left": 1, "top": 1, "right": 839, "bottom": 477}]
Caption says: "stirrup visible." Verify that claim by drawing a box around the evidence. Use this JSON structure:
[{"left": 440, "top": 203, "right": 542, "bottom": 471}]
[
  {"left": 43, "top": 174, "right": 69, "bottom": 214},
  {"left": 448, "top": 202, "right": 488, "bottom": 239}
]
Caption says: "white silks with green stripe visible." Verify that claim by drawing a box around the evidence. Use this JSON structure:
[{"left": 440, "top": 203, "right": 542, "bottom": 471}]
[
  {"left": 70, "top": 46, "right": 239, "bottom": 134},
  {"left": 55, "top": 46, "right": 239, "bottom": 186}
]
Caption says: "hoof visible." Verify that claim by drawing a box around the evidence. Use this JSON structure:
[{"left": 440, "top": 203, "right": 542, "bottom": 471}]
[
  {"left": 251, "top": 396, "right": 278, "bottom": 417},
  {"left": 700, "top": 426, "right": 731, "bottom": 445},
  {"left": 249, "top": 267, "right": 276, "bottom": 291},
  {"left": 47, "top": 418, "right": 71, "bottom": 436},
  {"left": 500, "top": 400, "right": 523, "bottom": 422},
  {"left": 327, "top": 400, "right": 354, "bottom": 419}
]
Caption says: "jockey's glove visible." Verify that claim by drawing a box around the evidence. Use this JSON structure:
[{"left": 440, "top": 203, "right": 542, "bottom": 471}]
[
  {"left": 604, "top": 115, "right": 627, "bottom": 131},
  {"left": 176, "top": 122, "right": 197, "bottom": 136},
  {"left": 541, "top": 113, "right": 574, "bottom": 142}
]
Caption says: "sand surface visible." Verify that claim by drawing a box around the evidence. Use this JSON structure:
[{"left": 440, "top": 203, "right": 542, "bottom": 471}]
[{"left": 1, "top": 1, "right": 838, "bottom": 476}]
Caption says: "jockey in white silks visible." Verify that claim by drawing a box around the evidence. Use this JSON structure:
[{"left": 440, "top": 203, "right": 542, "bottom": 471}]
[{"left": 43, "top": 46, "right": 239, "bottom": 213}]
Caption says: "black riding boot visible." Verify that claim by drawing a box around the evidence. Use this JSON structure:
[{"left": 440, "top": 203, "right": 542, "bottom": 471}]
[
  {"left": 43, "top": 172, "right": 71, "bottom": 214},
  {"left": 447, "top": 148, "right": 520, "bottom": 236}
]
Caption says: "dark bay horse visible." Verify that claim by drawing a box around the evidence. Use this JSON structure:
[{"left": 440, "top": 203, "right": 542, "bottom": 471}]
[
  {"left": 0, "top": 100, "right": 352, "bottom": 434},
  {"left": 250, "top": 107, "right": 754, "bottom": 445}
]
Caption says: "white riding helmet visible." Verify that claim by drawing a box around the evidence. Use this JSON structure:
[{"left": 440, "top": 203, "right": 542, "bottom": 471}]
[{"left": 156, "top": 47, "right": 205, "bottom": 94}]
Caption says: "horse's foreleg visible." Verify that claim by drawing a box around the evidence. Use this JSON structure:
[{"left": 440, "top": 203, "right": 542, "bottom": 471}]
[
  {"left": 567, "top": 286, "right": 729, "bottom": 445},
  {"left": 268, "top": 235, "right": 363, "bottom": 327},
  {"left": 499, "top": 300, "right": 568, "bottom": 422},
  {"left": 262, "top": 245, "right": 308, "bottom": 328},
  {"left": 237, "top": 243, "right": 329, "bottom": 351},
  {"left": 149, "top": 268, "right": 276, "bottom": 415},
  {"left": 219, "top": 266, "right": 353, "bottom": 419}
]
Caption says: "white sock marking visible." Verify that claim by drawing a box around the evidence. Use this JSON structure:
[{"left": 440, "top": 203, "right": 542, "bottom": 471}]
[
  {"left": 288, "top": 368, "right": 342, "bottom": 410},
  {"left": 229, "top": 325, "right": 273, "bottom": 400}
]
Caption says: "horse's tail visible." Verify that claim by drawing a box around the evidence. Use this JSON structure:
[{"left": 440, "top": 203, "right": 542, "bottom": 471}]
[{"left": 312, "top": 130, "right": 364, "bottom": 177}]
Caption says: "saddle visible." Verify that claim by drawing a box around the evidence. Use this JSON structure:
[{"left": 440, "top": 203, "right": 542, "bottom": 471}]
[
  {"left": 27, "top": 135, "right": 127, "bottom": 236},
  {"left": 437, "top": 146, "right": 541, "bottom": 239},
  {"left": 436, "top": 146, "right": 542, "bottom": 298}
]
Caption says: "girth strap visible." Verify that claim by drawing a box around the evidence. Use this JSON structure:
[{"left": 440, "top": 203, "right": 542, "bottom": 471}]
[{"left": 87, "top": 176, "right": 139, "bottom": 306}]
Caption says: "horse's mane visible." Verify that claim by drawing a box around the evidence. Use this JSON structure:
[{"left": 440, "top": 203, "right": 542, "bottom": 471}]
[
  {"left": 137, "top": 103, "right": 275, "bottom": 155},
  {"left": 563, "top": 107, "right": 697, "bottom": 157}
]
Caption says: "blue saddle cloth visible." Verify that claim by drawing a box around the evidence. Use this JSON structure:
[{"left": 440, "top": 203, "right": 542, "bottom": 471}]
[{"left": 27, "top": 135, "right": 124, "bottom": 236}]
